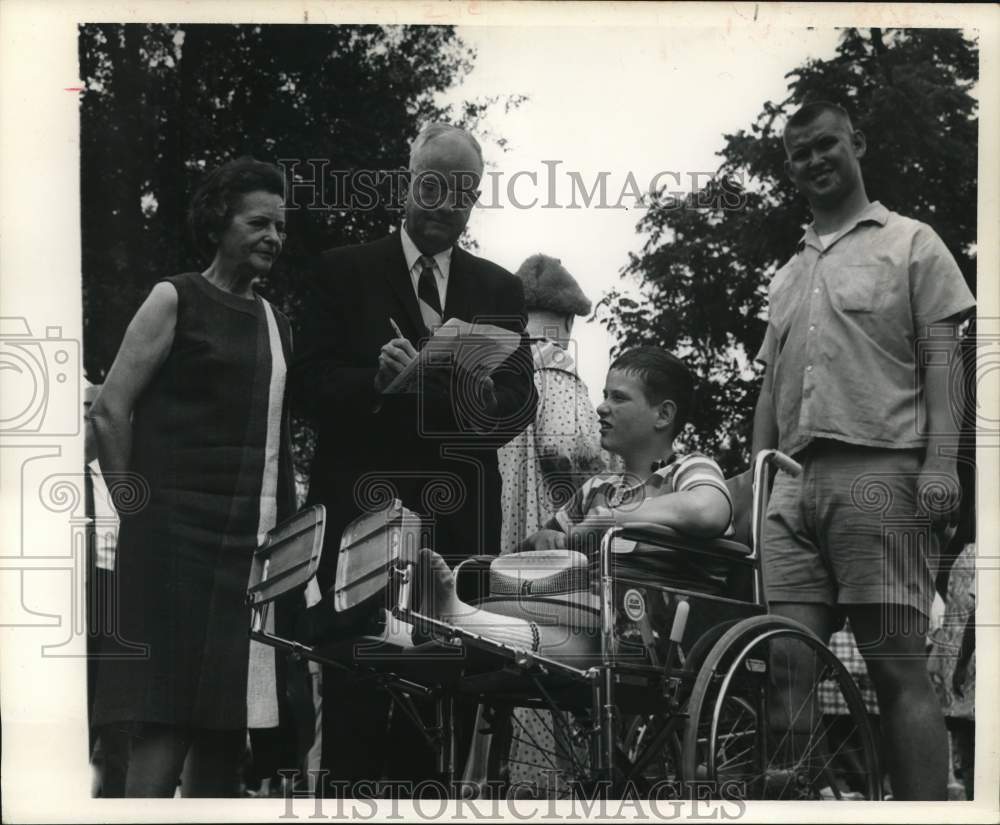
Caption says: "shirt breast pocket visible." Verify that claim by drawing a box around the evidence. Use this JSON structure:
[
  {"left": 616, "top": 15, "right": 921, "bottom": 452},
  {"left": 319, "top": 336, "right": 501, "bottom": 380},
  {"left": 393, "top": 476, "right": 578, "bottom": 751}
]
[{"left": 829, "top": 265, "right": 889, "bottom": 313}]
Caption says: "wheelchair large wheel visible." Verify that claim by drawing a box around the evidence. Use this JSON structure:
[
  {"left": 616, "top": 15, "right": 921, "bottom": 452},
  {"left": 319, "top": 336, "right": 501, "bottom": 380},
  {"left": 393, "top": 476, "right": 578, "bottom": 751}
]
[{"left": 681, "top": 615, "right": 882, "bottom": 800}]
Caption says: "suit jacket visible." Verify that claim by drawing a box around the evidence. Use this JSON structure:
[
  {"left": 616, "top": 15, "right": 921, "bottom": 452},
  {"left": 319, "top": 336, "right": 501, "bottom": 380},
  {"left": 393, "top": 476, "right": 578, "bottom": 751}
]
[{"left": 290, "top": 233, "right": 537, "bottom": 593}]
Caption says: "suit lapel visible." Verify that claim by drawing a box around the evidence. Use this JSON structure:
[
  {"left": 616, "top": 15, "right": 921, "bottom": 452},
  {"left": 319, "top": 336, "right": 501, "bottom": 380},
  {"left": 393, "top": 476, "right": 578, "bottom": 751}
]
[
  {"left": 444, "top": 246, "right": 473, "bottom": 322},
  {"left": 380, "top": 234, "right": 425, "bottom": 339}
]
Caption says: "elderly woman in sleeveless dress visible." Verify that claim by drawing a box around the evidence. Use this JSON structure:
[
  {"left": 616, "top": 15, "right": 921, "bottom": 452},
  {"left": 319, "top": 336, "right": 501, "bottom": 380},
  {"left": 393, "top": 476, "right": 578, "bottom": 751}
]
[{"left": 89, "top": 158, "right": 296, "bottom": 797}]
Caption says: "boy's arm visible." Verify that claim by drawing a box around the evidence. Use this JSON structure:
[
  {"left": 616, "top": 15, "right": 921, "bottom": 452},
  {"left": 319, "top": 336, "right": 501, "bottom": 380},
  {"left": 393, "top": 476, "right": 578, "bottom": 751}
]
[
  {"left": 908, "top": 225, "right": 975, "bottom": 525},
  {"left": 566, "top": 455, "right": 733, "bottom": 554},
  {"left": 752, "top": 358, "right": 778, "bottom": 456},
  {"left": 566, "top": 484, "right": 732, "bottom": 553},
  {"left": 751, "top": 327, "right": 778, "bottom": 457},
  {"left": 918, "top": 317, "right": 963, "bottom": 525}
]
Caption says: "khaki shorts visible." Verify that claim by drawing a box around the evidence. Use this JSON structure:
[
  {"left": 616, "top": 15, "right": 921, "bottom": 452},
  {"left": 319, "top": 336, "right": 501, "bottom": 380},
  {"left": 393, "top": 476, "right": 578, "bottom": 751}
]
[{"left": 763, "top": 440, "right": 938, "bottom": 617}]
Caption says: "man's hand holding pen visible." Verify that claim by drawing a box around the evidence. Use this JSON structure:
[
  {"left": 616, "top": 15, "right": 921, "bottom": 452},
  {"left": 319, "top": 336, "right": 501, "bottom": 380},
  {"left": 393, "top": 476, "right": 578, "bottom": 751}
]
[
  {"left": 374, "top": 316, "right": 499, "bottom": 420},
  {"left": 374, "top": 317, "right": 417, "bottom": 393}
]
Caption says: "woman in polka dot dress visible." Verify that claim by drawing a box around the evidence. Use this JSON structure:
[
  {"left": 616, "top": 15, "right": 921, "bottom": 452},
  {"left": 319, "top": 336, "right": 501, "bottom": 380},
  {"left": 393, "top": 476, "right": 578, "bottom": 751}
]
[{"left": 495, "top": 254, "right": 609, "bottom": 795}]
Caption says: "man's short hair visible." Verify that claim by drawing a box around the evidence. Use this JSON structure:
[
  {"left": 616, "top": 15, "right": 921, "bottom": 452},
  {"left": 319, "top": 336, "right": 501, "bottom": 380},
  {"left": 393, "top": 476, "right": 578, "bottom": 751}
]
[
  {"left": 610, "top": 346, "right": 695, "bottom": 433},
  {"left": 783, "top": 100, "right": 855, "bottom": 150},
  {"left": 409, "top": 123, "right": 484, "bottom": 172}
]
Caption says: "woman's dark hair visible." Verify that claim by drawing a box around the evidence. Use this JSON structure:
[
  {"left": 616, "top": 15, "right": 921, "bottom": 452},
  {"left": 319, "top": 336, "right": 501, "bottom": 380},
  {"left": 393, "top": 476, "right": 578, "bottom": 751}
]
[
  {"left": 187, "top": 157, "right": 285, "bottom": 257},
  {"left": 609, "top": 346, "right": 696, "bottom": 434}
]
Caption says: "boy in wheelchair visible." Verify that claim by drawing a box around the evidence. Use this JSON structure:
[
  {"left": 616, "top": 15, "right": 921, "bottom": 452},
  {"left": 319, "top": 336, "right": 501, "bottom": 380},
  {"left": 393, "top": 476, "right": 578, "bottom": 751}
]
[
  {"left": 409, "top": 345, "right": 733, "bottom": 657},
  {"left": 254, "top": 347, "right": 882, "bottom": 798}
]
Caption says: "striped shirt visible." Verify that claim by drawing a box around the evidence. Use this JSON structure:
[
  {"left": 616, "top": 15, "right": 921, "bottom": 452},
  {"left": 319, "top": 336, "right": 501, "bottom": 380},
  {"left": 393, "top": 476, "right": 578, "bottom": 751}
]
[{"left": 547, "top": 452, "right": 733, "bottom": 541}]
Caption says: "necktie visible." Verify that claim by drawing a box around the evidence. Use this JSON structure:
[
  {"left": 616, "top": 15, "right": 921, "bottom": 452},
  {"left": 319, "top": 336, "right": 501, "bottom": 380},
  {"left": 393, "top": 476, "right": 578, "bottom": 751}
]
[{"left": 417, "top": 255, "right": 443, "bottom": 333}]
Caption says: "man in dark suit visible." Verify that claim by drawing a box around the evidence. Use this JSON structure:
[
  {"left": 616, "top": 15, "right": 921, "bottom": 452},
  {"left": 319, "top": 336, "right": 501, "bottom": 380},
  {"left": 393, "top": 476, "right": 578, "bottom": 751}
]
[{"left": 289, "top": 123, "right": 536, "bottom": 790}]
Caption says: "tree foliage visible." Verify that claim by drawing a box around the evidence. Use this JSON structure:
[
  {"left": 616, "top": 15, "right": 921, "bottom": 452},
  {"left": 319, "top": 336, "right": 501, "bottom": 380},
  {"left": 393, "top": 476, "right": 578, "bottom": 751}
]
[
  {"left": 79, "top": 24, "right": 510, "bottom": 489},
  {"left": 598, "top": 28, "right": 978, "bottom": 475},
  {"left": 80, "top": 23, "right": 502, "bottom": 379}
]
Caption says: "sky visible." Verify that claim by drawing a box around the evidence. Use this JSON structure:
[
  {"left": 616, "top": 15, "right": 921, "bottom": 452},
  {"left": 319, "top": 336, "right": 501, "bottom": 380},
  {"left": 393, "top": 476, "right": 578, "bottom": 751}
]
[{"left": 438, "top": 25, "right": 843, "bottom": 403}]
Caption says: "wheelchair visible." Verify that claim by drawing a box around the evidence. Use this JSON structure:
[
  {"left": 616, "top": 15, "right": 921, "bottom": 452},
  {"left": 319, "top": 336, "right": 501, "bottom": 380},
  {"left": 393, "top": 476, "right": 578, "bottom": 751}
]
[{"left": 247, "top": 450, "right": 883, "bottom": 800}]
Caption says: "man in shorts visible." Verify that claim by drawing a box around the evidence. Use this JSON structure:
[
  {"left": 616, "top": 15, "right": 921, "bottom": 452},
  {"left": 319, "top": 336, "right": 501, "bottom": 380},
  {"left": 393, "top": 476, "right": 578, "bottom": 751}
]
[{"left": 752, "top": 101, "right": 975, "bottom": 800}]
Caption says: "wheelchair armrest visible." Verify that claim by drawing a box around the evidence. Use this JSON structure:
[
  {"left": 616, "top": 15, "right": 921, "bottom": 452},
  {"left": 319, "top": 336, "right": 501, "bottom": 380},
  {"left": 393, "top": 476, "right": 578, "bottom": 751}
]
[
  {"left": 617, "top": 522, "right": 752, "bottom": 559},
  {"left": 756, "top": 448, "right": 802, "bottom": 479},
  {"left": 610, "top": 523, "right": 752, "bottom": 598},
  {"left": 454, "top": 555, "right": 497, "bottom": 603}
]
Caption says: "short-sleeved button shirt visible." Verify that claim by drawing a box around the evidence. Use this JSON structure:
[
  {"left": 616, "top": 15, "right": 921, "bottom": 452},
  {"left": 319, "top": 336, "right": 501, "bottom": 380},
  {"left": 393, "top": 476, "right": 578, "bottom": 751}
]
[{"left": 756, "top": 202, "right": 975, "bottom": 457}]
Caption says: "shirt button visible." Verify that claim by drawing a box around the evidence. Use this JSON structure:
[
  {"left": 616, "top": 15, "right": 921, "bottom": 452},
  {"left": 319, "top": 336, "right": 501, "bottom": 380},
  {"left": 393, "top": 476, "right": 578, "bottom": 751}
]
[
  {"left": 813, "top": 288, "right": 819, "bottom": 294},
  {"left": 809, "top": 324, "right": 816, "bottom": 332},
  {"left": 806, "top": 365, "right": 813, "bottom": 371}
]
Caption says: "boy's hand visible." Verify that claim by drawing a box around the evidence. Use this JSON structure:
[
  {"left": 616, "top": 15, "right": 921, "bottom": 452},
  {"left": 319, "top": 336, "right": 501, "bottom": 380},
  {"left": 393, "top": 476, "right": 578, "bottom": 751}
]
[
  {"left": 567, "top": 507, "right": 617, "bottom": 553},
  {"left": 520, "top": 529, "right": 568, "bottom": 552}
]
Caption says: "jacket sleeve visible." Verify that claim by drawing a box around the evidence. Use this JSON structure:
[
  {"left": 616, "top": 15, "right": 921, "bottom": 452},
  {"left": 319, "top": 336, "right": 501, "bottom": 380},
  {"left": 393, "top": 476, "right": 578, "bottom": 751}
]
[
  {"left": 288, "top": 252, "right": 378, "bottom": 424},
  {"left": 486, "top": 275, "right": 538, "bottom": 446}
]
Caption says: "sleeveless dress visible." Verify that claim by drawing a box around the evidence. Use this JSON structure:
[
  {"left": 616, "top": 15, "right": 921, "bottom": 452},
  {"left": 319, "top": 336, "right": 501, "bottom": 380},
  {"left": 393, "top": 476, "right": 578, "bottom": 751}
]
[{"left": 92, "top": 272, "right": 295, "bottom": 731}]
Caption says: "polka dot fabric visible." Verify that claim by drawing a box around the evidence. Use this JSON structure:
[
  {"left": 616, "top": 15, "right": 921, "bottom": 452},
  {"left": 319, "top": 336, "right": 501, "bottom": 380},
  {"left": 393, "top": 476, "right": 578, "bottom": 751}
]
[
  {"left": 498, "top": 340, "right": 610, "bottom": 555},
  {"left": 497, "top": 339, "right": 608, "bottom": 793}
]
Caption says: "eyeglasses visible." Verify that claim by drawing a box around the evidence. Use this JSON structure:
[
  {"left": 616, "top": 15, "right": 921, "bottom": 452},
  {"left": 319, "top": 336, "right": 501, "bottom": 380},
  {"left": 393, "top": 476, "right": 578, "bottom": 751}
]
[{"left": 412, "top": 173, "right": 481, "bottom": 210}]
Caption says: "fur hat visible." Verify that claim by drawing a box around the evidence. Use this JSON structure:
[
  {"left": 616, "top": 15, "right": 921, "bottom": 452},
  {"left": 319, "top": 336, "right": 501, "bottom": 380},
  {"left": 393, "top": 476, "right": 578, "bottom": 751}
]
[{"left": 514, "top": 254, "right": 592, "bottom": 316}]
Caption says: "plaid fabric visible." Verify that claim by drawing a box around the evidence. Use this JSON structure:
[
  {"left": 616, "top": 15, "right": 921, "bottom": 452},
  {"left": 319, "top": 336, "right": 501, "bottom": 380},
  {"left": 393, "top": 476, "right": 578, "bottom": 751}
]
[{"left": 819, "top": 620, "right": 880, "bottom": 715}]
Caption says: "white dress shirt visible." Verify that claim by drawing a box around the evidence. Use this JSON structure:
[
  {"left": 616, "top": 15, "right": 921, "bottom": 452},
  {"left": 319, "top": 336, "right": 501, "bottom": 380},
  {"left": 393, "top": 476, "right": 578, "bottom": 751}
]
[{"left": 400, "top": 224, "right": 451, "bottom": 311}]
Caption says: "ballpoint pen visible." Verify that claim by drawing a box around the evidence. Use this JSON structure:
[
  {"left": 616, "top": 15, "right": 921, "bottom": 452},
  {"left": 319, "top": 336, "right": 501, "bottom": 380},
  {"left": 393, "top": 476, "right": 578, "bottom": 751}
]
[{"left": 375, "top": 318, "right": 406, "bottom": 415}]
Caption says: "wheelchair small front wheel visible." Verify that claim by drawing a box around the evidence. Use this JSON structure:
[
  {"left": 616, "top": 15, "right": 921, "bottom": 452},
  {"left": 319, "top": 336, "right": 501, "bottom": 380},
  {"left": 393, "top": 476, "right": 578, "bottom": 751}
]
[
  {"left": 480, "top": 705, "right": 679, "bottom": 799},
  {"left": 618, "top": 713, "right": 684, "bottom": 796},
  {"left": 681, "top": 615, "right": 882, "bottom": 801},
  {"left": 481, "top": 704, "right": 595, "bottom": 799}
]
